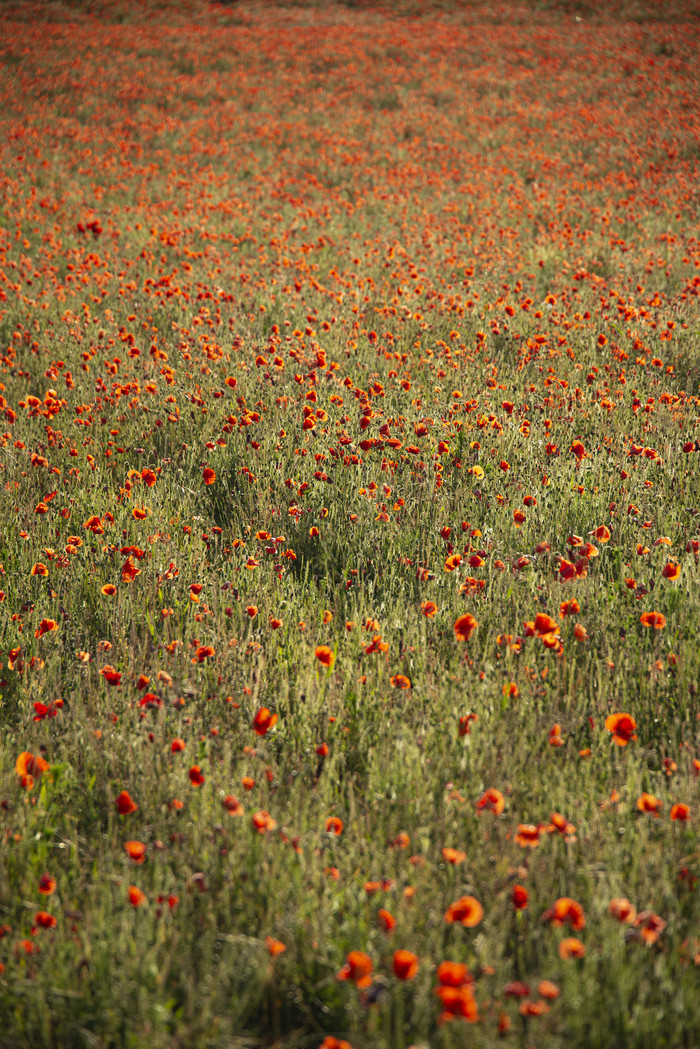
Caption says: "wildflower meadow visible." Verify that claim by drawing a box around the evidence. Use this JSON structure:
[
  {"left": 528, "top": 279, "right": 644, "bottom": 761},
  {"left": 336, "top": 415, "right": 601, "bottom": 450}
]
[{"left": 0, "top": 0, "right": 698, "bottom": 1046}]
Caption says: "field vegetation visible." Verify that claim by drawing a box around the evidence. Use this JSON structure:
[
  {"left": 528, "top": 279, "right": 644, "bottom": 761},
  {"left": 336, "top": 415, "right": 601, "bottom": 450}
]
[{"left": 0, "top": 1, "right": 698, "bottom": 1046}]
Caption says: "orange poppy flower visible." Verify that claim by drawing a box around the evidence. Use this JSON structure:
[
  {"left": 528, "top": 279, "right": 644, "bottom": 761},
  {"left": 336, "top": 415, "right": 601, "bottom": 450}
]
[
  {"left": 128, "top": 886, "right": 147, "bottom": 908},
  {"left": 444, "top": 553, "right": 463, "bottom": 571},
  {"left": 390, "top": 674, "right": 411, "bottom": 689},
  {"left": 444, "top": 895, "right": 483, "bottom": 927},
  {"left": 38, "top": 873, "right": 57, "bottom": 896},
  {"left": 35, "top": 618, "right": 58, "bottom": 639},
  {"left": 590, "top": 525, "right": 611, "bottom": 543},
  {"left": 515, "top": 823, "right": 543, "bottom": 848},
  {"left": 378, "top": 908, "right": 396, "bottom": 933},
  {"left": 124, "top": 841, "right": 147, "bottom": 864},
  {"left": 454, "top": 613, "right": 477, "bottom": 642},
  {"left": 637, "top": 792, "right": 662, "bottom": 816},
  {"left": 246, "top": 605, "right": 258, "bottom": 617},
  {"left": 265, "top": 936, "right": 286, "bottom": 957},
  {"left": 315, "top": 645, "right": 335, "bottom": 668},
  {"left": 662, "top": 562, "right": 681, "bottom": 581},
  {"left": 639, "top": 611, "right": 666, "bottom": 629},
  {"left": 132, "top": 507, "right": 148, "bottom": 520},
  {"left": 83, "top": 515, "right": 104, "bottom": 534},
  {"left": 101, "top": 583, "right": 117, "bottom": 596},
  {"left": 140, "top": 468, "right": 157, "bottom": 487},
  {"left": 325, "top": 816, "right": 344, "bottom": 836},
  {"left": 544, "top": 897, "right": 585, "bottom": 931},
  {"left": 476, "top": 788, "right": 505, "bottom": 815},
  {"left": 670, "top": 803, "right": 690, "bottom": 821},
  {"left": 634, "top": 911, "right": 666, "bottom": 944},
  {"left": 393, "top": 949, "right": 419, "bottom": 980},
  {"left": 560, "top": 599, "right": 580, "bottom": 617},
  {"left": 16, "top": 751, "right": 50, "bottom": 790},
  {"left": 421, "top": 600, "right": 438, "bottom": 617},
  {"left": 534, "top": 612, "right": 559, "bottom": 636},
  {"left": 558, "top": 936, "right": 585, "bottom": 959},
  {"left": 337, "top": 950, "right": 373, "bottom": 988},
  {"left": 436, "top": 961, "right": 472, "bottom": 987},
  {"left": 31, "top": 563, "right": 49, "bottom": 577},
  {"left": 171, "top": 738, "right": 185, "bottom": 753},
  {"left": 442, "top": 847, "right": 466, "bottom": 865},
  {"left": 202, "top": 468, "right": 216, "bottom": 485},
  {"left": 116, "top": 790, "right": 138, "bottom": 815},
  {"left": 252, "top": 810, "right": 277, "bottom": 833},
  {"left": 319, "top": 1038, "right": 353, "bottom": 1049},
  {"left": 605, "top": 712, "right": 637, "bottom": 746},
  {"left": 609, "top": 898, "right": 637, "bottom": 924},
  {"left": 363, "top": 634, "right": 389, "bottom": 654},
  {"left": 252, "top": 707, "right": 278, "bottom": 736}
]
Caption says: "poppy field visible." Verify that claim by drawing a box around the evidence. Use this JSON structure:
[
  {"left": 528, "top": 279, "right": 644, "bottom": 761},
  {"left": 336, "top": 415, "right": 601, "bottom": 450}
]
[{"left": 0, "top": 0, "right": 699, "bottom": 1046}]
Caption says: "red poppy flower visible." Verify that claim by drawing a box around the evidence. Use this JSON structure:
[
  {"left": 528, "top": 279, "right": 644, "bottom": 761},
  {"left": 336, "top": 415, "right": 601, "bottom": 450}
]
[
  {"left": 34, "top": 911, "right": 57, "bottom": 929},
  {"left": 337, "top": 950, "right": 373, "bottom": 988},
  {"left": 128, "top": 886, "right": 147, "bottom": 908},
  {"left": 512, "top": 884, "right": 529, "bottom": 910},
  {"left": 434, "top": 983, "right": 479, "bottom": 1022},
  {"left": 116, "top": 790, "right": 138, "bottom": 815},
  {"left": 436, "top": 961, "right": 472, "bottom": 987},
  {"left": 605, "top": 712, "right": 637, "bottom": 746},
  {"left": 670, "top": 803, "right": 690, "bottom": 821},
  {"left": 454, "top": 613, "right": 477, "bottom": 642},
  {"left": 253, "top": 707, "right": 278, "bottom": 736},
  {"left": 189, "top": 765, "right": 205, "bottom": 787},
  {"left": 140, "top": 468, "right": 157, "bottom": 487},
  {"left": 252, "top": 810, "right": 277, "bottom": 833},
  {"left": 639, "top": 611, "right": 666, "bottom": 629},
  {"left": 421, "top": 600, "right": 438, "bottom": 617},
  {"left": 393, "top": 949, "right": 418, "bottom": 980},
  {"left": 265, "top": 936, "right": 286, "bottom": 957},
  {"left": 325, "top": 816, "right": 344, "bottom": 836},
  {"left": 99, "top": 665, "right": 121, "bottom": 686},
  {"left": 38, "top": 874, "right": 57, "bottom": 896},
  {"left": 222, "top": 794, "right": 244, "bottom": 816},
  {"left": 31, "top": 562, "right": 49, "bottom": 577},
  {"left": 35, "top": 618, "right": 58, "bottom": 639},
  {"left": 101, "top": 583, "right": 117, "bottom": 596}
]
